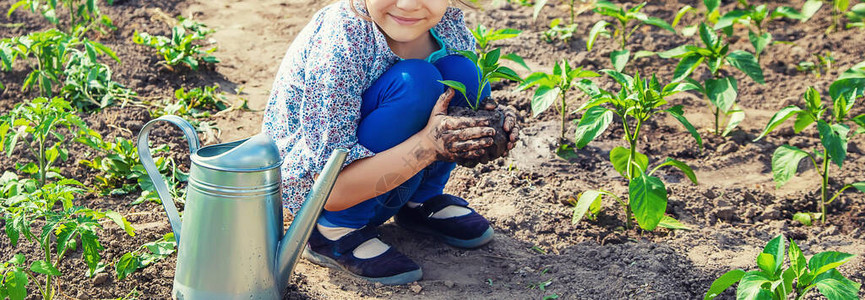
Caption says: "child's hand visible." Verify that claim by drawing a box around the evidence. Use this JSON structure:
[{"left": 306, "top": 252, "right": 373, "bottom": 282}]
[
  {"left": 423, "top": 89, "right": 496, "bottom": 162},
  {"left": 482, "top": 100, "right": 520, "bottom": 157}
]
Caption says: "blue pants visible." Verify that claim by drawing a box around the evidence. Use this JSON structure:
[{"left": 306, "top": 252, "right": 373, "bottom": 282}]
[{"left": 318, "top": 55, "right": 491, "bottom": 229}]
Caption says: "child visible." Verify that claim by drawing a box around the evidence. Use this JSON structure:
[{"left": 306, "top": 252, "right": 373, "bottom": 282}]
[{"left": 262, "top": 0, "right": 519, "bottom": 285}]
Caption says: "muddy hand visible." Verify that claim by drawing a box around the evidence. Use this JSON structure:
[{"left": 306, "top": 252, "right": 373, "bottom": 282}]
[
  {"left": 482, "top": 99, "right": 520, "bottom": 156},
  {"left": 426, "top": 89, "right": 496, "bottom": 162}
]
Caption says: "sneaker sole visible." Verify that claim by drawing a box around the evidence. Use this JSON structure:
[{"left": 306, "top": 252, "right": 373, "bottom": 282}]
[
  {"left": 397, "top": 219, "right": 495, "bottom": 249},
  {"left": 302, "top": 247, "right": 423, "bottom": 285}
]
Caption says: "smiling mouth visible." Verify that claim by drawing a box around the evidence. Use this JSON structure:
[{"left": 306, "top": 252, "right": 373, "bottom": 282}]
[{"left": 389, "top": 14, "right": 422, "bottom": 25}]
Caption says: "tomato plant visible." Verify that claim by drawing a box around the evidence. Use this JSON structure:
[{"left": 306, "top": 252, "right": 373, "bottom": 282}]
[{"left": 586, "top": 1, "right": 676, "bottom": 72}]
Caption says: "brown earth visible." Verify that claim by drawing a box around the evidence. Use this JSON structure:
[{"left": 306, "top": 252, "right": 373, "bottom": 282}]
[{"left": 0, "top": 0, "right": 863, "bottom": 299}]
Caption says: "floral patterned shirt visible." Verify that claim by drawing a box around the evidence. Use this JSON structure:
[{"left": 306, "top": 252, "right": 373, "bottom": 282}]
[{"left": 261, "top": 0, "right": 477, "bottom": 213}]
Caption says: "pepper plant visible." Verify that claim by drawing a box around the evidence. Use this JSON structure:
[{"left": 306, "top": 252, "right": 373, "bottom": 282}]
[
  {"left": 133, "top": 16, "right": 219, "bottom": 71},
  {"left": 0, "top": 97, "right": 88, "bottom": 187},
  {"left": 440, "top": 24, "right": 527, "bottom": 110},
  {"left": 8, "top": 0, "right": 115, "bottom": 36},
  {"left": 1, "top": 176, "right": 135, "bottom": 300},
  {"left": 753, "top": 62, "right": 865, "bottom": 224},
  {"left": 705, "top": 234, "right": 860, "bottom": 300},
  {"left": 586, "top": 1, "right": 675, "bottom": 72},
  {"left": 517, "top": 59, "right": 599, "bottom": 155},
  {"left": 542, "top": 18, "right": 579, "bottom": 44},
  {"left": 659, "top": 22, "right": 765, "bottom": 136},
  {"left": 570, "top": 71, "right": 702, "bottom": 231},
  {"left": 712, "top": 0, "right": 822, "bottom": 60}
]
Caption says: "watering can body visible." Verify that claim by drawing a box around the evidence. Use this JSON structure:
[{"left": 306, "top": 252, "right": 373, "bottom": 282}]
[{"left": 137, "top": 116, "right": 347, "bottom": 300}]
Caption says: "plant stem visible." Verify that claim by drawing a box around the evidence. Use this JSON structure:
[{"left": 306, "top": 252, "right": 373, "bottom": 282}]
[
  {"left": 39, "top": 136, "right": 46, "bottom": 187},
  {"left": 560, "top": 91, "right": 567, "bottom": 140},
  {"left": 569, "top": 0, "right": 575, "bottom": 25},
  {"left": 44, "top": 239, "right": 53, "bottom": 300},
  {"left": 713, "top": 107, "right": 720, "bottom": 135},
  {"left": 820, "top": 151, "right": 829, "bottom": 223}
]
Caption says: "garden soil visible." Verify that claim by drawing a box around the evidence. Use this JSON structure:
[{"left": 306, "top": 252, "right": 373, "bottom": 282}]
[{"left": 1, "top": 0, "right": 864, "bottom": 299}]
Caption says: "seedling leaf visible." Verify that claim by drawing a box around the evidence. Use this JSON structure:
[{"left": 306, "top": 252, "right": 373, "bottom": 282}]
[
  {"left": 502, "top": 53, "right": 530, "bottom": 70},
  {"left": 817, "top": 121, "right": 849, "bottom": 168},
  {"left": 105, "top": 210, "right": 136, "bottom": 236},
  {"left": 704, "top": 269, "right": 745, "bottom": 300},
  {"left": 813, "top": 269, "right": 861, "bottom": 300},
  {"left": 725, "top": 51, "right": 765, "bottom": 84},
  {"left": 629, "top": 173, "right": 667, "bottom": 231},
  {"left": 672, "top": 53, "right": 703, "bottom": 83},
  {"left": 611, "top": 49, "right": 630, "bottom": 72},
  {"left": 722, "top": 109, "right": 745, "bottom": 137},
  {"left": 587, "top": 20, "right": 610, "bottom": 51},
  {"left": 754, "top": 106, "right": 804, "bottom": 141},
  {"left": 531, "top": 86, "right": 560, "bottom": 118},
  {"left": 793, "top": 212, "right": 814, "bottom": 226},
  {"left": 651, "top": 158, "right": 698, "bottom": 184},
  {"left": 736, "top": 271, "right": 773, "bottom": 300},
  {"left": 762, "top": 235, "right": 785, "bottom": 276},
  {"left": 772, "top": 145, "right": 809, "bottom": 188},
  {"left": 664, "top": 105, "right": 703, "bottom": 149},
  {"left": 705, "top": 76, "right": 738, "bottom": 113},
  {"left": 852, "top": 182, "right": 865, "bottom": 192},
  {"left": 574, "top": 106, "right": 614, "bottom": 149},
  {"left": 610, "top": 147, "right": 648, "bottom": 179},
  {"left": 657, "top": 215, "right": 690, "bottom": 230},
  {"left": 30, "top": 260, "right": 61, "bottom": 276},
  {"left": 572, "top": 190, "right": 604, "bottom": 225},
  {"left": 809, "top": 252, "right": 855, "bottom": 277}
]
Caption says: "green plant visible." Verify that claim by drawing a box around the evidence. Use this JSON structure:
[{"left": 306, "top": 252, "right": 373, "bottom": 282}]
[
  {"left": 705, "top": 234, "right": 860, "bottom": 300},
  {"left": 115, "top": 233, "right": 176, "bottom": 280},
  {"left": 0, "top": 177, "right": 135, "bottom": 300},
  {"left": 532, "top": 0, "right": 594, "bottom": 26},
  {"left": 0, "top": 29, "right": 119, "bottom": 98},
  {"left": 439, "top": 24, "right": 526, "bottom": 110},
  {"left": 659, "top": 22, "right": 765, "bottom": 136},
  {"left": 586, "top": 1, "right": 675, "bottom": 72},
  {"left": 570, "top": 71, "right": 701, "bottom": 231},
  {"left": 713, "top": 0, "right": 822, "bottom": 60},
  {"left": 753, "top": 62, "right": 865, "bottom": 224},
  {"left": 8, "top": 0, "right": 115, "bottom": 36},
  {"left": 61, "top": 49, "right": 137, "bottom": 111},
  {"left": 0, "top": 97, "right": 89, "bottom": 187},
  {"left": 542, "top": 18, "right": 579, "bottom": 44},
  {"left": 77, "top": 130, "right": 188, "bottom": 204},
  {"left": 517, "top": 59, "right": 599, "bottom": 152},
  {"left": 846, "top": 2, "right": 865, "bottom": 29},
  {"left": 0, "top": 254, "right": 28, "bottom": 300},
  {"left": 133, "top": 16, "right": 219, "bottom": 71},
  {"left": 796, "top": 51, "right": 836, "bottom": 78}
]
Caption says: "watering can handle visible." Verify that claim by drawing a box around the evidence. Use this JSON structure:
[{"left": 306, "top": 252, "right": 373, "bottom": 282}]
[{"left": 136, "top": 116, "right": 201, "bottom": 245}]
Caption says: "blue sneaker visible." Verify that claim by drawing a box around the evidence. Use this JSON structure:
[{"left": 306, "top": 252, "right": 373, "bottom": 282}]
[
  {"left": 394, "top": 194, "right": 494, "bottom": 249},
  {"left": 302, "top": 225, "right": 422, "bottom": 285}
]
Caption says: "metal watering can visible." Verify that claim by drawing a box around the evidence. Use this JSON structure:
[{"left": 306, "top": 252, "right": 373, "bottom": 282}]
[{"left": 136, "top": 115, "right": 347, "bottom": 299}]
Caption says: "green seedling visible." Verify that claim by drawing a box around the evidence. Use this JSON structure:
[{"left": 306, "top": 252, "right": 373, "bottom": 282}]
[
  {"left": 517, "top": 59, "right": 599, "bottom": 156},
  {"left": 61, "top": 49, "right": 137, "bottom": 111},
  {"left": 115, "top": 233, "right": 177, "bottom": 280},
  {"left": 571, "top": 71, "right": 702, "bottom": 231},
  {"left": 0, "top": 177, "right": 134, "bottom": 300},
  {"left": 0, "top": 29, "right": 119, "bottom": 98},
  {"left": 0, "top": 253, "right": 28, "bottom": 300},
  {"left": 828, "top": 0, "right": 859, "bottom": 32},
  {"left": 532, "top": 0, "right": 594, "bottom": 26},
  {"left": 0, "top": 97, "right": 88, "bottom": 187},
  {"left": 440, "top": 24, "right": 526, "bottom": 110},
  {"left": 542, "top": 18, "right": 579, "bottom": 44},
  {"left": 586, "top": 1, "right": 676, "bottom": 72},
  {"left": 659, "top": 22, "right": 765, "bottom": 136},
  {"left": 754, "top": 61, "right": 865, "bottom": 224},
  {"left": 713, "top": 0, "right": 822, "bottom": 60},
  {"left": 796, "top": 51, "right": 836, "bottom": 78},
  {"left": 8, "top": 0, "right": 115, "bottom": 36},
  {"left": 77, "top": 130, "right": 188, "bottom": 204},
  {"left": 846, "top": 3, "right": 865, "bottom": 29},
  {"left": 705, "top": 234, "right": 860, "bottom": 300},
  {"left": 133, "top": 16, "right": 219, "bottom": 71}
]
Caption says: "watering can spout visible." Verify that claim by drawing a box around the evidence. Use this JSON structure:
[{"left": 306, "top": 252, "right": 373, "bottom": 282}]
[{"left": 276, "top": 148, "right": 348, "bottom": 289}]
